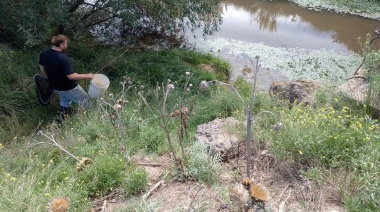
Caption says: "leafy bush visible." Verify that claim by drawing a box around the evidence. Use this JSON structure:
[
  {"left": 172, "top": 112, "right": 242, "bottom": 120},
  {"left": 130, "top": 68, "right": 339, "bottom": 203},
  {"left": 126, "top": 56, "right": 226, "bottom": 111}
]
[
  {"left": 267, "top": 97, "right": 380, "bottom": 210},
  {"left": 121, "top": 165, "right": 148, "bottom": 196},
  {"left": 271, "top": 104, "right": 379, "bottom": 168},
  {"left": 76, "top": 154, "right": 126, "bottom": 197}
]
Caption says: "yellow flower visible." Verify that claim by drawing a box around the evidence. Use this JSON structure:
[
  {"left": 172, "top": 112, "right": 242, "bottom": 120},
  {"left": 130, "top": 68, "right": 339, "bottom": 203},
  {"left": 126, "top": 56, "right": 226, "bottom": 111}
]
[{"left": 298, "top": 150, "right": 303, "bottom": 155}]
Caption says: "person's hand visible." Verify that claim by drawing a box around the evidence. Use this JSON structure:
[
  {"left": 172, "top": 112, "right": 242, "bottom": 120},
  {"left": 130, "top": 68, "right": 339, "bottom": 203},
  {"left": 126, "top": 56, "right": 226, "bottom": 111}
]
[{"left": 88, "top": 73, "right": 95, "bottom": 79}]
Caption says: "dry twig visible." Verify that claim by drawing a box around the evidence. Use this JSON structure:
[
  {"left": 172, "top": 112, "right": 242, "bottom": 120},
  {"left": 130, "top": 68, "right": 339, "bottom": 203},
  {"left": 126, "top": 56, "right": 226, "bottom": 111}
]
[{"left": 142, "top": 180, "right": 164, "bottom": 200}]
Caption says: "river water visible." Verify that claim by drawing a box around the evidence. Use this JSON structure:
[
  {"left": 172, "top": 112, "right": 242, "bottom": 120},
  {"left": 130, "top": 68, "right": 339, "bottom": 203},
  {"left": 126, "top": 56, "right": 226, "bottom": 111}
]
[
  {"left": 187, "top": 0, "right": 380, "bottom": 89},
  {"left": 190, "top": 0, "right": 380, "bottom": 54}
]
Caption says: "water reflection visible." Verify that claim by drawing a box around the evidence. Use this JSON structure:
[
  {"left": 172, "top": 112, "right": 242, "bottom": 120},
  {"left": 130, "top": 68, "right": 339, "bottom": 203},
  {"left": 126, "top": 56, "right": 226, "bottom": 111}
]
[{"left": 194, "top": 0, "right": 380, "bottom": 54}]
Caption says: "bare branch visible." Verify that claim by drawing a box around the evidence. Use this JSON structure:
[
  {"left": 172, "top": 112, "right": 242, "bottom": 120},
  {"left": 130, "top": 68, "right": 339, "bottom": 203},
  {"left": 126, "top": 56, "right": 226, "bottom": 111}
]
[
  {"left": 68, "top": 0, "right": 85, "bottom": 13},
  {"left": 82, "top": 2, "right": 118, "bottom": 16},
  {"left": 84, "top": 15, "right": 117, "bottom": 28}
]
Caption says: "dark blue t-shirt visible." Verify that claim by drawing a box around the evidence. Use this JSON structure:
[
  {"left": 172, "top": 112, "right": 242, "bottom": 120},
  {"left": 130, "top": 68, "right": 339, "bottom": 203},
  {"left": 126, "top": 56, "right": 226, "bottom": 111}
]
[{"left": 39, "top": 48, "right": 78, "bottom": 91}]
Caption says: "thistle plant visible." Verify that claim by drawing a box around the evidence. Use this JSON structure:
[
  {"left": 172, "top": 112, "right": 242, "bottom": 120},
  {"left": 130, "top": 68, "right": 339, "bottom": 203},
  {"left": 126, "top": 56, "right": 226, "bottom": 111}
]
[
  {"left": 138, "top": 71, "right": 195, "bottom": 175},
  {"left": 96, "top": 74, "right": 142, "bottom": 148},
  {"left": 138, "top": 78, "right": 183, "bottom": 173}
]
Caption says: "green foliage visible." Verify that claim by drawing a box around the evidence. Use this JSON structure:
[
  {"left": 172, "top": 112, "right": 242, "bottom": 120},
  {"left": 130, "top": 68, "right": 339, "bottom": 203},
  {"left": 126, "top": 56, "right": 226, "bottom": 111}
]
[
  {"left": 109, "top": 49, "right": 227, "bottom": 86},
  {"left": 0, "top": 0, "right": 222, "bottom": 47},
  {"left": 270, "top": 104, "right": 379, "bottom": 167},
  {"left": 121, "top": 165, "right": 148, "bottom": 196},
  {"left": 190, "top": 87, "right": 242, "bottom": 126},
  {"left": 0, "top": 0, "right": 70, "bottom": 47},
  {"left": 76, "top": 154, "right": 126, "bottom": 197},
  {"left": 0, "top": 45, "right": 58, "bottom": 143},
  {"left": 266, "top": 95, "right": 380, "bottom": 209}
]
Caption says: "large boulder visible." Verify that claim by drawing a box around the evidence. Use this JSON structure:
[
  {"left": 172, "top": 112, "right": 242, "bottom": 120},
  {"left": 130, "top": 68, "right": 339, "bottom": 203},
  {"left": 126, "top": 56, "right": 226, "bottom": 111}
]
[{"left": 269, "top": 80, "right": 320, "bottom": 106}]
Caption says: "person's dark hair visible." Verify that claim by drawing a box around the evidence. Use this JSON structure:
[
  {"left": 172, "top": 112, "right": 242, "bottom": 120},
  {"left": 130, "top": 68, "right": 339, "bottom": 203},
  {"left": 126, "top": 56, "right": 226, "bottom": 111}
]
[{"left": 51, "top": 34, "right": 68, "bottom": 47}]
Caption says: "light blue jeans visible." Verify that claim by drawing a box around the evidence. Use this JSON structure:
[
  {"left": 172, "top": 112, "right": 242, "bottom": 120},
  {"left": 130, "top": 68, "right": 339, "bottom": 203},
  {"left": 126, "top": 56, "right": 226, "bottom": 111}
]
[{"left": 55, "top": 85, "right": 90, "bottom": 108}]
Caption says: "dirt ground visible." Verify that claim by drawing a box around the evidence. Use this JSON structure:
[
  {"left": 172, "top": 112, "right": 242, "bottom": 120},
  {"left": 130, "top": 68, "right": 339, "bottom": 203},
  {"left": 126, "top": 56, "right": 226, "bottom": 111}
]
[{"left": 94, "top": 147, "right": 345, "bottom": 212}]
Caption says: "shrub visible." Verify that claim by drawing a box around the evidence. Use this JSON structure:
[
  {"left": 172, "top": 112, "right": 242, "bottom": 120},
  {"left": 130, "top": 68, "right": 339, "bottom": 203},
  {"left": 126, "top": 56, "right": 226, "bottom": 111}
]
[
  {"left": 76, "top": 154, "right": 126, "bottom": 197},
  {"left": 121, "top": 165, "right": 148, "bottom": 196},
  {"left": 270, "top": 104, "right": 379, "bottom": 168}
]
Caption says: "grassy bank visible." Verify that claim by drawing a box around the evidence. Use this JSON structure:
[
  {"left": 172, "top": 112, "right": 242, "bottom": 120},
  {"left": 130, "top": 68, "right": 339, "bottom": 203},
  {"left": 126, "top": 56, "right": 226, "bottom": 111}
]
[
  {"left": 0, "top": 44, "right": 235, "bottom": 211},
  {"left": 1, "top": 42, "right": 380, "bottom": 211}
]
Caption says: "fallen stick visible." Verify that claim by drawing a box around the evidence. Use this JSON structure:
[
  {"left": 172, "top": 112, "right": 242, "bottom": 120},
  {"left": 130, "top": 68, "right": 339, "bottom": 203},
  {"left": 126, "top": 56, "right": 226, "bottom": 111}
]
[
  {"left": 278, "top": 188, "right": 292, "bottom": 212},
  {"left": 277, "top": 184, "right": 290, "bottom": 203},
  {"left": 135, "top": 163, "right": 163, "bottom": 167},
  {"left": 142, "top": 180, "right": 164, "bottom": 200},
  {"left": 101, "top": 200, "right": 107, "bottom": 212}
]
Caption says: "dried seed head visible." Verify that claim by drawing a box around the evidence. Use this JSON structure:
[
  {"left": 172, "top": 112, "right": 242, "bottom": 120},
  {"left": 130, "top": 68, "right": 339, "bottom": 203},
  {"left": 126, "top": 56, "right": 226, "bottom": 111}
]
[
  {"left": 181, "top": 107, "right": 189, "bottom": 115},
  {"left": 199, "top": 80, "right": 208, "bottom": 90},
  {"left": 113, "top": 104, "right": 122, "bottom": 110},
  {"left": 117, "top": 98, "right": 128, "bottom": 105},
  {"left": 81, "top": 157, "right": 92, "bottom": 165},
  {"left": 272, "top": 122, "right": 283, "bottom": 131},
  {"left": 242, "top": 178, "right": 254, "bottom": 189},
  {"left": 249, "top": 184, "right": 270, "bottom": 202},
  {"left": 75, "top": 157, "right": 92, "bottom": 172},
  {"left": 167, "top": 84, "right": 175, "bottom": 91},
  {"left": 170, "top": 110, "right": 180, "bottom": 117},
  {"left": 49, "top": 197, "right": 70, "bottom": 212}
]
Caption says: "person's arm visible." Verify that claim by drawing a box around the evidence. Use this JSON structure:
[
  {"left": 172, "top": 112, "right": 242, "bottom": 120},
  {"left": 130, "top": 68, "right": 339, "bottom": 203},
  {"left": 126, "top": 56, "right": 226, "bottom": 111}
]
[
  {"left": 39, "top": 65, "right": 48, "bottom": 78},
  {"left": 67, "top": 73, "right": 94, "bottom": 80}
]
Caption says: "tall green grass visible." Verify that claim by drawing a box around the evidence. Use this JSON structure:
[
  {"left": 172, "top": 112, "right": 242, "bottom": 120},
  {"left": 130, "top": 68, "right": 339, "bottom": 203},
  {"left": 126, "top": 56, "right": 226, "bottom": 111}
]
[
  {"left": 0, "top": 43, "right": 230, "bottom": 145},
  {"left": 0, "top": 45, "right": 232, "bottom": 211}
]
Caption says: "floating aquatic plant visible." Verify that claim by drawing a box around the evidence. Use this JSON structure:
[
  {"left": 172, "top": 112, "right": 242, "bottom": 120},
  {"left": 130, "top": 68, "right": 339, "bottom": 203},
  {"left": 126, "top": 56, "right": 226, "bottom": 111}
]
[{"left": 196, "top": 37, "right": 362, "bottom": 85}]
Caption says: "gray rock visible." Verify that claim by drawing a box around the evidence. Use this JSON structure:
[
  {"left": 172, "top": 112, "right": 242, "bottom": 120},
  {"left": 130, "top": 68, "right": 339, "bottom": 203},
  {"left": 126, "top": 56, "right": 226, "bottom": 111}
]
[
  {"left": 195, "top": 117, "right": 243, "bottom": 160},
  {"left": 269, "top": 80, "right": 320, "bottom": 106}
]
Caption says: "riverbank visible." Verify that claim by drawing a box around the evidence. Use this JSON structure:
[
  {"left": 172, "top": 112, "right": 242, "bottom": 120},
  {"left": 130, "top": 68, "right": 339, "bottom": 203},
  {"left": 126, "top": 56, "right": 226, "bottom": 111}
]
[
  {"left": 290, "top": 0, "right": 380, "bottom": 20},
  {"left": 194, "top": 37, "right": 362, "bottom": 90}
]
